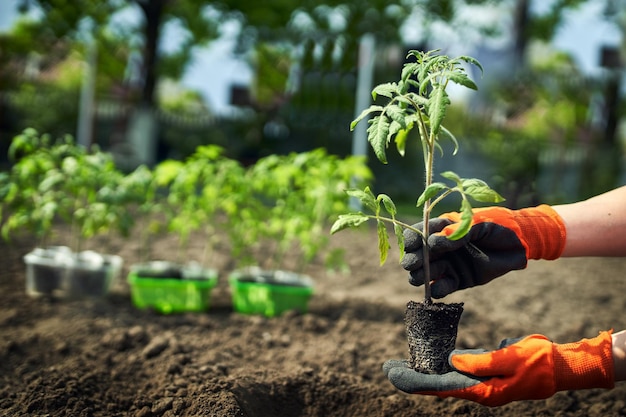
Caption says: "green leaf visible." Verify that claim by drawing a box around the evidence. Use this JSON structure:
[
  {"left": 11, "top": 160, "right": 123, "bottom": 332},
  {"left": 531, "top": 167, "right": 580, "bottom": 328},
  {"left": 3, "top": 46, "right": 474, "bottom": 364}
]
[
  {"left": 154, "top": 160, "right": 183, "bottom": 186},
  {"left": 330, "top": 213, "right": 370, "bottom": 234},
  {"left": 394, "top": 223, "right": 405, "bottom": 261},
  {"left": 457, "top": 55, "right": 484, "bottom": 75},
  {"left": 462, "top": 179, "right": 505, "bottom": 203},
  {"left": 372, "top": 83, "right": 397, "bottom": 99},
  {"left": 440, "top": 171, "right": 462, "bottom": 185},
  {"left": 401, "top": 62, "right": 419, "bottom": 83},
  {"left": 388, "top": 120, "right": 403, "bottom": 143},
  {"left": 405, "top": 92, "right": 429, "bottom": 107},
  {"left": 428, "top": 85, "right": 450, "bottom": 135},
  {"left": 394, "top": 128, "right": 409, "bottom": 157},
  {"left": 416, "top": 182, "right": 448, "bottom": 207},
  {"left": 435, "top": 68, "right": 478, "bottom": 91},
  {"left": 440, "top": 125, "right": 460, "bottom": 155},
  {"left": 346, "top": 187, "right": 377, "bottom": 213},
  {"left": 350, "top": 105, "right": 384, "bottom": 131},
  {"left": 418, "top": 56, "right": 441, "bottom": 89},
  {"left": 447, "top": 200, "right": 473, "bottom": 241},
  {"left": 386, "top": 104, "right": 407, "bottom": 130},
  {"left": 377, "top": 220, "right": 389, "bottom": 265},
  {"left": 434, "top": 141, "right": 445, "bottom": 157},
  {"left": 378, "top": 194, "right": 397, "bottom": 217},
  {"left": 367, "top": 116, "right": 390, "bottom": 164}
]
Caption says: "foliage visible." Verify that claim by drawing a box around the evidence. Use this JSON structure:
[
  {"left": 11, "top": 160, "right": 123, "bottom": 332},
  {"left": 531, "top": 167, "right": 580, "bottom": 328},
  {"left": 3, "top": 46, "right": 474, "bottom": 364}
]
[
  {"left": 15, "top": 0, "right": 221, "bottom": 107},
  {"left": 1, "top": 128, "right": 372, "bottom": 277},
  {"left": 112, "top": 163, "right": 170, "bottom": 261},
  {"left": 7, "top": 56, "right": 81, "bottom": 137},
  {"left": 251, "top": 42, "right": 292, "bottom": 110},
  {"left": 232, "top": 148, "right": 372, "bottom": 272},
  {"left": 449, "top": 48, "right": 605, "bottom": 206},
  {"left": 164, "top": 145, "right": 248, "bottom": 265},
  {"left": 1, "top": 128, "right": 132, "bottom": 250},
  {"left": 331, "top": 50, "right": 503, "bottom": 303},
  {"left": 6, "top": 0, "right": 522, "bottom": 111}
]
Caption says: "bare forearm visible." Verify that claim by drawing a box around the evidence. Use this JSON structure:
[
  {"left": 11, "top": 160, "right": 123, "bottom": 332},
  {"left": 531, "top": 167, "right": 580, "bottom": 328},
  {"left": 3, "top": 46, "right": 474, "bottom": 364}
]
[
  {"left": 553, "top": 186, "right": 626, "bottom": 257},
  {"left": 613, "top": 330, "right": 626, "bottom": 381}
]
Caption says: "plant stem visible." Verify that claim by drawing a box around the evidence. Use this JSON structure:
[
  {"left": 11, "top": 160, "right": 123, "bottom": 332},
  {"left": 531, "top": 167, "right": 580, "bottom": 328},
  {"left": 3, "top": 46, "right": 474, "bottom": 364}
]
[{"left": 422, "top": 139, "right": 435, "bottom": 304}]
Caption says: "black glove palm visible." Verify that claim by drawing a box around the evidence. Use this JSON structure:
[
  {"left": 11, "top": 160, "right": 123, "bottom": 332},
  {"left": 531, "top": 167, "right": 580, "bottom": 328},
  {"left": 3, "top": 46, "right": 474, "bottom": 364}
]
[
  {"left": 400, "top": 217, "right": 527, "bottom": 298},
  {"left": 401, "top": 206, "right": 566, "bottom": 298}
]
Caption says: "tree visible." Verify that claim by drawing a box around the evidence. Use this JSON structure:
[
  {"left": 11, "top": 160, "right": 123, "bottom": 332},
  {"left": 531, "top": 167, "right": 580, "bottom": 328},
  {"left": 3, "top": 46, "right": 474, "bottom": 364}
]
[
  {"left": 16, "top": 0, "right": 220, "bottom": 108},
  {"left": 11, "top": 0, "right": 220, "bottom": 164}
]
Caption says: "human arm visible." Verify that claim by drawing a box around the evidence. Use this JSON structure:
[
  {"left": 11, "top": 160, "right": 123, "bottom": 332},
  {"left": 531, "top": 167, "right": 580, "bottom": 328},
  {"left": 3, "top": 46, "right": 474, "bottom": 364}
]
[
  {"left": 401, "top": 186, "right": 626, "bottom": 298},
  {"left": 613, "top": 330, "right": 626, "bottom": 381},
  {"left": 383, "top": 329, "right": 624, "bottom": 406},
  {"left": 554, "top": 186, "right": 626, "bottom": 257}
]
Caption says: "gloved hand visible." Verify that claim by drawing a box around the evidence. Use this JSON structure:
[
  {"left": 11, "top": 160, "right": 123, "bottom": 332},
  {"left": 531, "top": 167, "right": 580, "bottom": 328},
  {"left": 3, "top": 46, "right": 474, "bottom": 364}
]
[
  {"left": 401, "top": 205, "right": 566, "bottom": 298},
  {"left": 383, "top": 331, "right": 614, "bottom": 407}
]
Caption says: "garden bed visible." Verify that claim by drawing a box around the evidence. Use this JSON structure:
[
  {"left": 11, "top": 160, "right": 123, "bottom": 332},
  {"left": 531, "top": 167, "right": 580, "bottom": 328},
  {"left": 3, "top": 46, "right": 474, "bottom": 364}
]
[{"left": 1, "top": 226, "right": 625, "bottom": 416}]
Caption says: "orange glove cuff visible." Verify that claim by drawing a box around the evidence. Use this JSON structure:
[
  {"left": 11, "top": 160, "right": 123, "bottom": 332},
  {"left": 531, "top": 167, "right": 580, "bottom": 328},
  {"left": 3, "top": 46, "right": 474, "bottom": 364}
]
[
  {"left": 514, "top": 205, "right": 567, "bottom": 260},
  {"left": 441, "top": 205, "right": 567, "bottom": 261},
  {"left": 554, "top": 330, "right": 615, "bottom": 392}
]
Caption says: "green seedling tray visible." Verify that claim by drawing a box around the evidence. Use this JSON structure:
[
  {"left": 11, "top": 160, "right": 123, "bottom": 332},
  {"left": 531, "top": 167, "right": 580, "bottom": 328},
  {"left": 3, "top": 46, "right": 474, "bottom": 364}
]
[
  {"left": 128, "top": 271, "right": 218, "bottom": 314},
  {"left": 228, "top": 269, "right": 314, "bottom": 317}
]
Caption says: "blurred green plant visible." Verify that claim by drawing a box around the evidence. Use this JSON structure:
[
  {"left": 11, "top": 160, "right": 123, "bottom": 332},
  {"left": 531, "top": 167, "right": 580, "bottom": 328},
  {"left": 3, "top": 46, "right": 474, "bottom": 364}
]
[
  {"left": 1, "top": 128, "right": 372, "bottom": 274},
  {"left": 1, "top": 128, "right": 132, "bottom": 251},
  {"left": 234, "top": 148, "right": 372, "bottom": 273},
  {"left": 164, "top": 145, "right": 247, "bottom": 266},
  {"left": 442, "top": 48, "right": 606, "bottom": 206}
]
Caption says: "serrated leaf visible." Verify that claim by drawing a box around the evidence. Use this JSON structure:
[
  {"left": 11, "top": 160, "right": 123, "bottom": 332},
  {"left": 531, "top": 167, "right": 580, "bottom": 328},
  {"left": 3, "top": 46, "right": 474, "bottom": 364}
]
[
  {"left": 417, "top": 182, "right": 448, "bottom": 207},
  {"left": 386, "top": 105, "right": 407, "bottom": 129},
  {"left": 377, "top": 220, "right": 389, "bottom": 265},
  {"left": 405, "top": 92, "right": 429, "bottom": 108},
  {"left": 330, "top": 213, "right": 370, "bottom": 234},
  {"left": 401, "top": 62, "right": 419, "bottom": 82},
  {"left": 446, "top": 71, "right": 478, "bottom": 90},
  {"left": 457, "top": 55, "right": 483, "bottom": 75},
  {"left": 350, "top": 105, "right": 384, "bottom": 131},
  {"left": 462, "top": 179, "right": 505, "bottom": 203},
  {"left": 447, "top": 200, "right": 473, "bottom": 240},
  {"left": 372, "top": 83, "right": 397, "bottom": 99},
  {"left": 378, "top": 194, "right": 397, "bottom": 217},
  {"left": 367, "top": 116, "right": 390, "bottom": 164},
  {"left": 418, "top": 57, "right": 441, "bottom": 87},
  {"left": 346, "top": 187, "right": 377, "bottom": 213},
  {"left": 428, "top": 85, "right": 450, "bottom": 135}
]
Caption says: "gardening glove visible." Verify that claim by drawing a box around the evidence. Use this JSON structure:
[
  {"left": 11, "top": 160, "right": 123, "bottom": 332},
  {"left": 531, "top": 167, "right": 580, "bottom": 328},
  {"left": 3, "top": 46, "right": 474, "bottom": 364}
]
[
  {"left": 401, "top": 205, "right": 566, "bottom": 298},
  {"left": 383, "top": 330, "right": 614, "bottom": 407}
]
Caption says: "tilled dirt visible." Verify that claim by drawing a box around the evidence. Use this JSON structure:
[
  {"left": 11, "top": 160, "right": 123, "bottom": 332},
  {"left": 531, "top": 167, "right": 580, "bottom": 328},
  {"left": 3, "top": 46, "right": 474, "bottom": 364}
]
[{"left": 1, "top": 225, "right": 625, "bottom": 416}]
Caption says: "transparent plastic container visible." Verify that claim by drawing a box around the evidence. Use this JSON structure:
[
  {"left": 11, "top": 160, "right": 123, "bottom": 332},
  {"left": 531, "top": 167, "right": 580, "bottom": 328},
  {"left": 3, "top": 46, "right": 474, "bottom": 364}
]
[
  {"left": 64, "top": 251, "right": 123, "bottom": 298},
  {"left": 24, "top": 246, "right": 73, "bottom": 297},
  {"left": 24, "top": 247, "right": 122, "bottom": 298}
]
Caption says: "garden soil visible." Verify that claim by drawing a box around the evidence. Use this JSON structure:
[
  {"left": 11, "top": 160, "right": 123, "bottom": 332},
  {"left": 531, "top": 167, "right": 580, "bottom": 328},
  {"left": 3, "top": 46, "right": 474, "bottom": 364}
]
[{"left": 2, "top": 225, "right": 626, "bottom": 417}]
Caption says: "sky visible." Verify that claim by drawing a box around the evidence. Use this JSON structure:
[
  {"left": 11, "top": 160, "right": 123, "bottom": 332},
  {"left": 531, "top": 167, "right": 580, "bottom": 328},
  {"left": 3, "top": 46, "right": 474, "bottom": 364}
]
[{"left": 0, "top": 0, "right": 622, "bottom": 114}]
